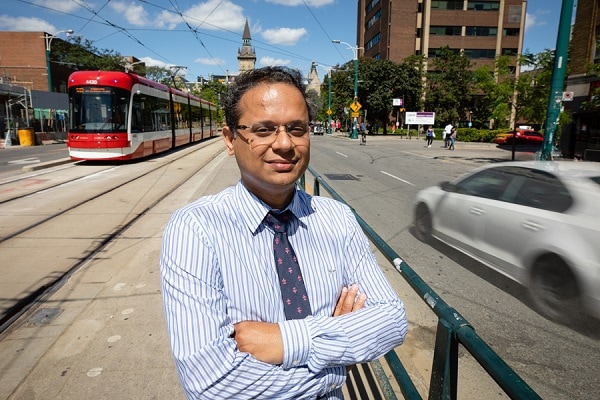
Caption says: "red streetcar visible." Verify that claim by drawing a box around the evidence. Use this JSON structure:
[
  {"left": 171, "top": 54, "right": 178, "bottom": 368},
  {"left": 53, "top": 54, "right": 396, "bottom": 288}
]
[{"left": 67, "top": 70, "right": 217, "bottom": 161}]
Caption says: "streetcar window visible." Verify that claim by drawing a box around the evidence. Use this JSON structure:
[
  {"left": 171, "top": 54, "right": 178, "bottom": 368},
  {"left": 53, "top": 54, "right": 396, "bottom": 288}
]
[
  {"left": 69, "top": 87, "right": 129, "bottom": 133},
  {"left": 133, "top": 92, "right": 170, "bottom": 132}
]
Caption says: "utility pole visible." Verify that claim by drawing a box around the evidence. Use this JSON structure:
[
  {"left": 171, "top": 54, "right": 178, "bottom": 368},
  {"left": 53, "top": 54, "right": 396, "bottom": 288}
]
[{"left": 540, "top": 0, "right": 575, "bottom": 160}]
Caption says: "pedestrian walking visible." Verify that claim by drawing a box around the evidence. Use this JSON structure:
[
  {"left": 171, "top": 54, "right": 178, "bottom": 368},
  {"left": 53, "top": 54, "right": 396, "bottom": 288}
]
[
  {"left": 448, "top": 126, "right": 457, "bottom": 150},
  {"left": 425, "top": 125, "right": 434, "bottom": 147},
  {"left": 443, "top": 123, "right": 453, "bottom": 148}
]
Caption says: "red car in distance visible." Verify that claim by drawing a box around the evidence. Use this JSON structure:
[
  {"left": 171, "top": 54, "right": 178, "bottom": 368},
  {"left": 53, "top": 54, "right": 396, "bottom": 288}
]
[{"left": 494, "top": 129, "right": 544, "bottom": 145}]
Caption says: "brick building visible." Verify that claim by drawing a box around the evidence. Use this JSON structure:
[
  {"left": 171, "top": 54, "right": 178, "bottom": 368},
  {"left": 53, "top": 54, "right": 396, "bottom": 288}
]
[
  {"left": 357, "top": 0, "right": 526, "bottom": 67},
  {"left": 0, "top": 31, "right": 74, "bottom": 93},
  {"left": 0, "top": 31, "right": 77, "bottom": 141},
  {"left": 355, "top": 0, "right": 527, "bottom": 121}
]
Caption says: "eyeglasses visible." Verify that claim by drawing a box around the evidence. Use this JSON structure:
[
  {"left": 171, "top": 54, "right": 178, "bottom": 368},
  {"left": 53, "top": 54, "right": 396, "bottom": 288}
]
[{"left": 234, "top": 121, "right": 310, "bottom": 148}]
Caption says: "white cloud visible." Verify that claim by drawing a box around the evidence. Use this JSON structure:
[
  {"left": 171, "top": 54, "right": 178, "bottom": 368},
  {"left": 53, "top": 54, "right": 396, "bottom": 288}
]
[
  {"left": 156, "top": 0, "right": 245, "bottom": 31},
  {"left": 0, "top": 15, "right": 56, "bottom": 32},
  {"left": 260, "top": 56, "right": 291, "bottom": 67},
  {"left": 525, "top": 12, "right": 547, "bottom": 31},
  {"left": 109, "top": 2, "right": 150, "bottom": 27},
  {"left": 195, "top": 57, "right": 226, "bottom": 66},
  {"left": 261, "top": 27, "right": 307, "bottom": 45},
  {"left": 139, "top": 57, "right": 170, "bottom": 68},
  {"left": 32, "top": 0, "right": 81, "bottom": 13}
]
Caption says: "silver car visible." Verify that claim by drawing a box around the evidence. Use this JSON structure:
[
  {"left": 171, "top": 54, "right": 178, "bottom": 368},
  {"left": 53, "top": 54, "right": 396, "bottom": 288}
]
[{"left": 413, "top": 161, "right": 600, "bottom": 323}]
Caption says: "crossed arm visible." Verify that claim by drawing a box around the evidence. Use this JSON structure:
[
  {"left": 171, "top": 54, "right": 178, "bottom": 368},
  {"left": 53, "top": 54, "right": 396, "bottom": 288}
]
[{"left": 233, "top": 284, "right": 366, "bottom": 365}]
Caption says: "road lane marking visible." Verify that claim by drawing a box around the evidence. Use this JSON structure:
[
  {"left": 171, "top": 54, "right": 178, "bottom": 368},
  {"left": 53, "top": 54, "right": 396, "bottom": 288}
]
[
  {"left": 380, "top": 170, "right": 415, "bottom": 185},
  {"left": 336, "top": 151, "right": 348, "bottom": 157},
  {"left": 8, "top": 158, "right": 40, "bottom": 165}
]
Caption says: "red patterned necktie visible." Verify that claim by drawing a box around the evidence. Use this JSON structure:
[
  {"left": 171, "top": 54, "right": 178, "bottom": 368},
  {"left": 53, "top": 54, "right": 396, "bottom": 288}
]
[{"left": 265, "top": 210, "right": 312, "bottom": 320}]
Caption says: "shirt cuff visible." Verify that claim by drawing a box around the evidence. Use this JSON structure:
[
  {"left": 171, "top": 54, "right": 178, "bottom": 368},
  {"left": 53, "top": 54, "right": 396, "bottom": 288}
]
[{"left": 279, "top": 318, "right": 311, "bottom": 369}]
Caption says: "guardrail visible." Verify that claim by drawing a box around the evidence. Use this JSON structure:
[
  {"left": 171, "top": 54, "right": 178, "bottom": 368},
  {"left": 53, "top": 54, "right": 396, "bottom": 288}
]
[{"left": 300, "top": 166, "right": 541, "bottom": 400}]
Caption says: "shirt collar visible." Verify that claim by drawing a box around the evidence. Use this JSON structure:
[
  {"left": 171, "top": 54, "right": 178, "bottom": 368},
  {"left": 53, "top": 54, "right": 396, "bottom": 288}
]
[{"left": 233, "top": 180, "right": 312, "bottom": 234}]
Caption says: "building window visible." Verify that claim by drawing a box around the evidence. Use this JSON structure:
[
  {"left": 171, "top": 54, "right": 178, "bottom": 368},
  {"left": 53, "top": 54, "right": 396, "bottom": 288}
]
[
  {"left": 366, "top": 33, "right": 381, "bottom": 50},
  {"left": 507, "top": 5, "right": 522, "bottom": 23},
  {"left": 502, "top": 48, "right": 518, "bottom": 56},
  {"left": 467, "top": 1, "right": 500, "bottom": 11},
  {"left": 503, "top": 28, "right": 520, "bottom": 37},
  {"left": 430, "top": 26, "right": 462, "bottom": 36},
  {"left": 366, "top": 0, "right": 380, "bottom": 13},
  {"left": 367, "top": 9, "right": 382, "bottom": 29},
  {"left": 464, "top": 49, "right": 497, "bottom": 58},
  {"left": 466, "top": 27, "right": 498, "bottom": 36},
  {"left": 428, "top": 47, "right": 461, "bottom": 58},
  {"left": 431, "top": 1, "right": 464, "bottom": 10}
]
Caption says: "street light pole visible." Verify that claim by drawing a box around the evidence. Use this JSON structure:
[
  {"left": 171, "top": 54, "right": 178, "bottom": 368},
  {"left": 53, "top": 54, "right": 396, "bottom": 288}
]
[
  {"left": 45, "top": 29, "right": 74, "bottom": 92},
  {"left": 332, "top": 40, "right": 362, "bottom": 139}
]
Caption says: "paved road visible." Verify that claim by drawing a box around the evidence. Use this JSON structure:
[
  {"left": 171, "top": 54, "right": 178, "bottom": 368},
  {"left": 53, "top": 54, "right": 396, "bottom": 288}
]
[{"left": 0, "top": 134, "right": 572, "bottom": 399}]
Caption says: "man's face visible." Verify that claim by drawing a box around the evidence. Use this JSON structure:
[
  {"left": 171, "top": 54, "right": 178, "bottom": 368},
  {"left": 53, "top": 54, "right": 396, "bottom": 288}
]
[{"left": 222, "top": 82, "right": 310, "bottom": 208}]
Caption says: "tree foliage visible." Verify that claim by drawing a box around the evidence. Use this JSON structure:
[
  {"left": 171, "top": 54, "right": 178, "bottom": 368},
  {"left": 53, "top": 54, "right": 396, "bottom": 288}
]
[
  {"left": 473, "top": 51, "right": 557, "bottom": 130},
  {"left": 53, "top": 36, "right": 127, "bottom": 71},
  {"left": 424, "top": 46, "right": 473, "bottom": 126},
  {"left": 322, "top": 58, "right": 422, "bottom": 133}
]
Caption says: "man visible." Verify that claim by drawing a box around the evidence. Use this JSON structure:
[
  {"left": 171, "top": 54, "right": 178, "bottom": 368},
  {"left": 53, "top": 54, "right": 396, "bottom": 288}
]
[
  {"left": 160, "top": 67, "right": 407, "bottom": 399},
  {"left": 443, "top": 122, "right": 453, "bottom": 148}
]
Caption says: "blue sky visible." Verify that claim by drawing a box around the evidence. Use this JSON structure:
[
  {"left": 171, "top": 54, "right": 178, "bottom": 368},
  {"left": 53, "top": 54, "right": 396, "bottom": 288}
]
[{"left": 2, "top": 0, "right": 568, "bottom": 82}]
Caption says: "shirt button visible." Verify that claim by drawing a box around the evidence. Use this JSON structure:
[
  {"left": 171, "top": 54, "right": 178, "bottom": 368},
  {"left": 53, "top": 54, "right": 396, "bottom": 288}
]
[{"left": 292, "top": 360, "right": 299, "bottom": 366}]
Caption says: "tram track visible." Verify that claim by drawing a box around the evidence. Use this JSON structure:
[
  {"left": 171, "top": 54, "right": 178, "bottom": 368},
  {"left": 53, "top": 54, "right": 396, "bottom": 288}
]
[{"left": 0, "top": 139, "right": 225, "bottom": 335}]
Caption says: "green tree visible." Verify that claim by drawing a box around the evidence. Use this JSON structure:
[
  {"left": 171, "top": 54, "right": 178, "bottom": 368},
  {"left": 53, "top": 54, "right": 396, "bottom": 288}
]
[
  {"left": 325, "top": 59, "right": 422, "bottom": 134},
  {"left": 473, "top": 51, "right": 558, "bottom": 130},
  {"left": 190, "top": 80, "right": 227, "bottom": 126},
  {"left": 516, "top": 50, "right": 556, "bottom": 127},
  {"left": 53, "top": 36, "right": 127, "bottom": 71},
  {"left": 424, "top": 46, "right": 473, "bottom": 126}
]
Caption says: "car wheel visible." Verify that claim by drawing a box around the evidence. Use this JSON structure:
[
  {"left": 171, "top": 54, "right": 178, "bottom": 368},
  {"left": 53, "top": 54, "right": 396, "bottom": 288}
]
[
  {"left": 414, "top": 203, "right": 433, "bottom": 243},
  {"left": 528, "top": 254, "right": 581, "bottom": 323}
]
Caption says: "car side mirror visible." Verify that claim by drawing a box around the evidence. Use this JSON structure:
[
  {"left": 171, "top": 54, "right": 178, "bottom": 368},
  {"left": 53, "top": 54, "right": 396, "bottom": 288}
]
[{"left": 440, "top": 181, "right": 457, "bottom": 192}]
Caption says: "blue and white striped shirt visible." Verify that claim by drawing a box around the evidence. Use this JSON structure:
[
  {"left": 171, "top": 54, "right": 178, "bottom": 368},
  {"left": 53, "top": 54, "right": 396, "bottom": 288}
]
[{"left": 160, "top": 181, "right": 408, "bottom": 399}]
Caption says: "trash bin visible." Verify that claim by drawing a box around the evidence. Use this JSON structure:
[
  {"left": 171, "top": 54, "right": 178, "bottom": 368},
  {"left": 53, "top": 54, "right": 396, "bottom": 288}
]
[{"left": 18, "top": 128, "right": 36, "bottom": 146}]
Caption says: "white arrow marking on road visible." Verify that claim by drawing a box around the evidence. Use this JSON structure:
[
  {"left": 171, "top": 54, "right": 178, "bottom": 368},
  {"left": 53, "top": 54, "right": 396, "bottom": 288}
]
[
  {"left": 380, "top": 170, "right": 415, "bottom": 186},
  {"left": 8, "top": 158, "right": 41, "bottom": 165}
]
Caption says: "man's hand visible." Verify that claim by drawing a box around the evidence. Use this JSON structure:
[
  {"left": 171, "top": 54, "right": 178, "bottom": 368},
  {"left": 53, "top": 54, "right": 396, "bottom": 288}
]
[
  {"left": 333, "top": 284, "right": 366, "bottom": 317},
  {"left": 332, "top": 284, "right": 366, "bottom": 373},
  {"left": 233, "top": 321, "right": 283, "bottom": 364}
]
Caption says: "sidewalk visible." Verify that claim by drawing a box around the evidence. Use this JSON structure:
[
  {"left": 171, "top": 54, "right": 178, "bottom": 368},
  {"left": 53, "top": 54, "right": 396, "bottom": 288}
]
[{"left": 0, "top": 149, "right": 239, "bottom": 400}]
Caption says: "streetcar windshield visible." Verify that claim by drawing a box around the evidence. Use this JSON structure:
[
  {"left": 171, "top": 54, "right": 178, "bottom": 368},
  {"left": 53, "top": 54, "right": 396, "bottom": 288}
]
[{"left": 69, "top": 86, "right": 129, "bottom": 133}]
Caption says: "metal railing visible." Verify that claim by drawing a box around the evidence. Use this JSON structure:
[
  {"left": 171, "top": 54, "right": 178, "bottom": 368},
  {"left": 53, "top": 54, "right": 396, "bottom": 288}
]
[{"left": 300, "top": 166, "right": 541, "bottom": 400}]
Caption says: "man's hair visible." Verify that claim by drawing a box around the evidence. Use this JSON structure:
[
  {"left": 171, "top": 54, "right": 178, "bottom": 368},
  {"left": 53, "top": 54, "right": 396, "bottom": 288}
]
[{"left": 222, "top": 66, "right": 316, "bottom": 129}]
